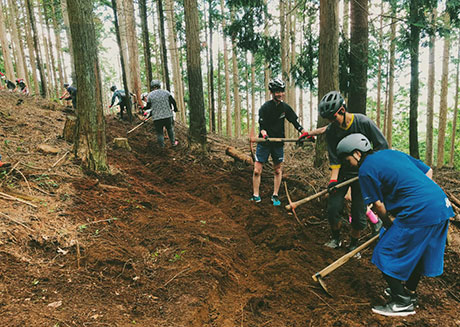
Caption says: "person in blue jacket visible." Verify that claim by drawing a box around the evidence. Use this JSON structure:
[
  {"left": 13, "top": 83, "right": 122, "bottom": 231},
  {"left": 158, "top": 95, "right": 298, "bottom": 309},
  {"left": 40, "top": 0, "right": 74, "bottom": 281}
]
[{"left": 336, "top": 133, "right": 453, "bottom": 317}]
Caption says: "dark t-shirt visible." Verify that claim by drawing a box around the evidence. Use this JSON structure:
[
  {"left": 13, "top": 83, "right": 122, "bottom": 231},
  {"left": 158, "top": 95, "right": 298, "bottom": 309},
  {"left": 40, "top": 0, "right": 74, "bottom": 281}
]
[
  {"left": 326, "top": 113, "right": 388, "bottom": 171},
  {"left": 258, "top": 100, "right": 302, "bottom": 139}
]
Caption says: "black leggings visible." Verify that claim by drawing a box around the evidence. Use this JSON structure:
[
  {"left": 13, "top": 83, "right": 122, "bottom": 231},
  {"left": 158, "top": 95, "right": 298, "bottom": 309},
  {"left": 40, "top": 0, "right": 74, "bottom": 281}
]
[{"left": 383, "top": 259, "right": 424, "bottom": 295}]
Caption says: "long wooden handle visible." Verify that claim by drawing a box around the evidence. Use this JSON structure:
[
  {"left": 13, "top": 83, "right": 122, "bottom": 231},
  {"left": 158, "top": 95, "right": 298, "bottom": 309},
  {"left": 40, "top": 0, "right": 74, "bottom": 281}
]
[
  {"left": 250, "top": 137, "right": 300, "bottom": 143},
  {"left": 127, "top": 117, "right": 151, "bottom": 134},
  {"left": 312, "top": 234, "right": 379, "bottom": 281},
  {"left": 285, "top": 176, "right": 359, "bottom": 210}
]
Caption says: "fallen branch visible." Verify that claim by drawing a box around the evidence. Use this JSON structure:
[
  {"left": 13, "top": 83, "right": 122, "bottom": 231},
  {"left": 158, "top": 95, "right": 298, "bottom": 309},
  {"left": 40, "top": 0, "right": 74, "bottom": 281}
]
[
  {"left": 447, "top": 192, "right": 460, "bottom": 209},
  {"left": 0, "top": 212, "right": 34, "bottom": 231},
  {"left": 51, "top": 151, "right": 69, "bottom": 168},
  {"left": 14, "top": 167, "right": 32, "bottom": 195},
  {"left": 0, "top": 191, "right": 38, "bottom": 208},
  {"left": 0, "top": 161, "right": 20, "bottom": 187},
  {"left": 225, "top": 146, "right": 253, "bottom": 166}
]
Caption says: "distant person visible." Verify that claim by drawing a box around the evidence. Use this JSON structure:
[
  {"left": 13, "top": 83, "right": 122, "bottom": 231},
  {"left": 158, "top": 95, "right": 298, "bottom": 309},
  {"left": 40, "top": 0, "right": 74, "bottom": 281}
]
[
  {"left": 144, "top": 80, "right": 178, "bottom": 148},
  {"left": 60, "top": 83, "right": 77, "bottom": 110},
  {"left": 108, "top": 85, "right": 128, "bottom": 119},
  {"left": 0, "top": 72, "right": 5, "bottom": 89},
  {"left": 0, "top": 153, "right": 11, "bottom": 170},
  {"left": 336, "top": 133, "right": 453, "bottom": 317},
  {"left": 5, "top": 79, "right": 16, "bottom": 91},
  {"left": 16, "top": 79, "right": 28, "bottom": 95}
]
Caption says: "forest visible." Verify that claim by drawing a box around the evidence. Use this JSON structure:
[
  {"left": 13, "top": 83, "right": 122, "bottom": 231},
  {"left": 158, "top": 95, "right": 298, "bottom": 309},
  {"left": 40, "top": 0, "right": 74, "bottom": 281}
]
[{"left": 0, "top": 0, "right": 460, "bottom": 326}]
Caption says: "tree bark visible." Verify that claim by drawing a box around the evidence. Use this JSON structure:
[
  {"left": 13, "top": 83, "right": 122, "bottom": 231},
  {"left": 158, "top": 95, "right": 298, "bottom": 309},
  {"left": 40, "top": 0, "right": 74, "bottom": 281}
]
[
  {"left": 66, "top": 0, "right": 108, "bottom": 172},
  {"left": 348, "top": 0, "right": 368, "bottom": 114},
  {"left": 124, "top": 0, "right": 142, "bottom": 108},
  {"left": 22, "top": 3, "right": 39, "bottom": 95},
  {"left": 220, "top": 0, "right": 232, "bottom": 137},
  {"left": 385, "top": 14, "right": 396, "bottom": 147},
  {"left": 138, "top": 0, "right": 153, "bottom": 89},
  {"left": 316, "top": 0, "right": 339, "bottom": 168},
  {"left": 376, "top": 1, "right": 384, "bottom": 129},
  {"left": 409, "top": 0, "right": 420, "bottom": 158},
  {"left": 25, "top": 0, "right": 47, "bottom": 98},
  {"left": 116, "top": 0, "right": 131, "bottom": 90},
  {"left": 184, "top": 0, "right": 207, "bottom": 149},
  {"left": 426, "top": 9, "right": 436, "bottom": 166},
  {"left": 436, "top": 13, "right": 451, "bottom": 168},
  {"left": 157, "top": 0, "right": 170, "bottom": 91},
  {"left": 449, "top": 40, "right": 459, "bottom": 167},
  {"left": 230, "top": 9, "right": 241, "bottom": 138},
  {"left": 61, "top": 0, "right": 75, "bottom": 82},
  {"left": 0, "top": 0, "right": 15, "bottom": 80},
  {"left": 7, "top": 0, "right": 26, "bottom": 80}
]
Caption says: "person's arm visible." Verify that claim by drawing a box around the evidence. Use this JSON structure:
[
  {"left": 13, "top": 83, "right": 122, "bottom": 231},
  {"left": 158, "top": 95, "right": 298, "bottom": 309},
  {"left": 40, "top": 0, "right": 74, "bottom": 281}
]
[
  {"left": 308, "top": 125, "right": 328, "bottom": 136},
  {"left": 372, "top": 200, "right": 393, "bottom": 228},
  {"left": 169, "top": 95, "right": 178, "bottom": 112},
  {"left": 109, "top": 92, "right": 117, "bottom": 107},
  {"left": 425, "top": 168, "right": 433, "bottom": 179}
]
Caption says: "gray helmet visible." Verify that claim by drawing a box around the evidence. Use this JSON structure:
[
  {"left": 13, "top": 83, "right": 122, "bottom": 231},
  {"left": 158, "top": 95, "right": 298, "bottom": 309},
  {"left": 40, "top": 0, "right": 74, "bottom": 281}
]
[
  {"left": 63, "top": 83, "right": 69, "bottom": 88},
  {"left": 336, "top": 133, "right": 372, "bottom": 158},
  {"left": 268, "top": 78, "right": 285, "bottom": 92},
  {"left": 110, "top": 85, "right": 117, "bottom": 92},
  {"left": 151, "top": 80, "right": 161, "bottom": 89},
  {"left": 319, "top": 91, "right": 345, "bottom": 119}
]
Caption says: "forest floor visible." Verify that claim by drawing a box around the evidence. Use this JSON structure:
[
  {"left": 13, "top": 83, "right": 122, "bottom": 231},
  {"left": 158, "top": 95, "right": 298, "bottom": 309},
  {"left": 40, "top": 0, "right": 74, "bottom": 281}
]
[{"left": 0, "top": 90, "right": 459, "bottom": 327}]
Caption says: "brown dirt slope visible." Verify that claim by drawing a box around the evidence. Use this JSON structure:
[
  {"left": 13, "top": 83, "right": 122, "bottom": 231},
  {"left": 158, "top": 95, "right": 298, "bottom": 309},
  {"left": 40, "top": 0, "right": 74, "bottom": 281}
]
[{"left": 0, "top": 90, "right": 459, "bottom": 327}]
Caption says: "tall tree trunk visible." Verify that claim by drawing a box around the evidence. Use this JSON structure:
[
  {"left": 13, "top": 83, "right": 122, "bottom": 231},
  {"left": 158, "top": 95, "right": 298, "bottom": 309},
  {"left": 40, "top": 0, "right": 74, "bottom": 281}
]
[
  {"left": 184, "top": 0, "right": 207, "bottom": 149},
  {"left": 316, "top": 0, "right": 339, "bottom": 167},
  {"left": 7, "top": 0, "right": 26, "bottom": 80},
  {"left": 263, "top": 0, "right": 270, "bottom": 100},
  {"left": 220, "top": 0, "right": 232, "bottom": 136},
  {"left": 217, "top": 50, "right": 223, "bottom": 134},
  {"left": 165, "top": 0, "right": 186, "bottom": 121},
  {"left": 124, "top": 0, "right": 142, "bottom": 108},
  {"left": 60, "top": 0, "right": 74, "bottom": 82},
  {"left": 385, "top": 15, "right": 396, "bottom": 147},
  {"left": 22, "top": 3, "right": 39, "bottom": 94},
  {"left": 116, "top": 0, "right": 131, "bottom": 90},
  {"left": 230, "top": 9, "right": 241, "bottom": 138},
  {"left": 43, "top": 5, "right": 59, "bottom": 98},
  {"left": 208, "top": 0, "right": 216, "bottom": 133},
  {"left": 449, "top": 40, "right": 459, "bottom": 167},
  {"left": 409, "top": 0, "right": 420, "bottom": 158},
  {"left": 348, "top": 0, "right": 368, "bottom": 114},
  {"left": 51, "top": 1, "right": 65, "bottom": 93},
  {"left": 66, "top": 0, "right": 108, "bottom": 172},
  {"left": 0, "top": 0, "right": 15, "bottom": 80},
  {"left": 139, "top": 0, "right": 153, "bottom": 88},
  {"left": 436, "top": 13, "right": 450, "bottom": 168},
  {"left": 376, "top": 1, "right": 384, "bottom": 129},
  {"left": 251, "top": 54, "right": 256, "bottom": 131},
  {"left": 157, "top": 0, "right": 170, "bottom": 91},
  {"left": 25, "top": 0, "right": 47, "bottom": 97},
  {"left": 37, "top": 0, "right": 53, "bottom": 97},
  {"left": 111, "top": 0, "right": 133, "bottom": 121},
  {"left": 426, "top": 9, "right": 436, "bottom": 166}
]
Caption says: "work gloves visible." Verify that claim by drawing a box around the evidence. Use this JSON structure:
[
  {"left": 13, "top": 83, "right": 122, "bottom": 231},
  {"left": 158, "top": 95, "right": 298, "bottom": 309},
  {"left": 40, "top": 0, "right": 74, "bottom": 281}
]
[
  {"left": 296, "top": 132, "right": 315, "bottom": 146},
  {"left": 327, "top": 179, "right": 339, "bottom": 193}
]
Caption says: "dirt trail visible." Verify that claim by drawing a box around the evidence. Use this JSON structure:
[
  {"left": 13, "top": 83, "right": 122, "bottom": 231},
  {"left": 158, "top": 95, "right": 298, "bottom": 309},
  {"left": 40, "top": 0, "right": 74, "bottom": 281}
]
[{"left": 0, "top": 91, "right": 459, "bottom": 326}]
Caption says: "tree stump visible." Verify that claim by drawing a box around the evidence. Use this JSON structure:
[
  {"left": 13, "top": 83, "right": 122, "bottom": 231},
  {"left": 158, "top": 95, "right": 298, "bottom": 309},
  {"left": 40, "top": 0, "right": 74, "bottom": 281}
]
[
  {"left": 62, "top": 115, "right": 77, "bottom": 143},
  {"left": 113, "top": 138, "right": 131, "bottom": 151}
]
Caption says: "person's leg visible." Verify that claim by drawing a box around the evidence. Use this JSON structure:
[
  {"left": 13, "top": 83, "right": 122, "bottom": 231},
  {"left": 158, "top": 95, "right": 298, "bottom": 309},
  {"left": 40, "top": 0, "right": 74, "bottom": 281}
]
[
  {"left": 153, "top": 119, "right": 166, "bottom": 147},
  {"left": 325, "top": 184, "right": 348, "bottom": 247},
  {"left": 120, "top": 104, "right": 126, "bottom": 119},
  {"left": 405, "top": 258, "right": 424, "bottom": 293},
  {"left": 349, "top": 180, "right": 367, "bottom": 249},
  {"left": 273, "top": 162, "right": 282, "bottom": 196},
  {"left": 252, "top": 161, "right": 263, "bottom": 197},
  {"left": 165, "top": 117, "right": 176, "bottom": 145}
]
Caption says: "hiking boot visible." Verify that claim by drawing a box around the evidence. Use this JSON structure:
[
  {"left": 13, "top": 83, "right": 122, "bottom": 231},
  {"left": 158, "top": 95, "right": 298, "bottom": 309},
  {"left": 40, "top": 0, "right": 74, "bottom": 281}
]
[
  {"left": 271, "top": 195, "right": 281, "bottom": 206},
  {"left": 372, "top": 294, "right": 415, "bottom": 317},
  {"left": 324, "top": 238, "right": 342, "bottom": 249},
  {"left": 250, "top": 195, "right": 261, "bottom": 203},
  {"left": 384, "top": 288, "right": 418, "bottom": 306}
]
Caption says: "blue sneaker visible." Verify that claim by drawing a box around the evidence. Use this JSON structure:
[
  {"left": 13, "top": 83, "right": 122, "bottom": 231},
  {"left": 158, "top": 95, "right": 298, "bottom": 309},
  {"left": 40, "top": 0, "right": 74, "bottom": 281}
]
[
  {"left": 271, "top": 195, "right": 281, "bottom": 206},
  {"left": 250, "top": 195, "right": 261, "bottom": 203}
]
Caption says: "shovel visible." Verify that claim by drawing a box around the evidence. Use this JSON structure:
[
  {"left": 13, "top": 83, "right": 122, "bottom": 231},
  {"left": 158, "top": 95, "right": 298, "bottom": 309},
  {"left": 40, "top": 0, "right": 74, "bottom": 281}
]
[
  {"left": 312, "top": 234, "right": 379, "bottom": 296},
  {"left": 285, "top": 176, "right": 359, "bottom": 211},
  {"left": 127, "top": 117, "right": 151, "bottom": 134}
]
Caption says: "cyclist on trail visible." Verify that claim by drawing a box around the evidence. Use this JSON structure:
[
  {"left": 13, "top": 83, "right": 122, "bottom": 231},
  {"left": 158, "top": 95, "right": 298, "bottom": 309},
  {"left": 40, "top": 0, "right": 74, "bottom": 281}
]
[{"left": 319, "top": 91, "right": 388, "bottom": 251}]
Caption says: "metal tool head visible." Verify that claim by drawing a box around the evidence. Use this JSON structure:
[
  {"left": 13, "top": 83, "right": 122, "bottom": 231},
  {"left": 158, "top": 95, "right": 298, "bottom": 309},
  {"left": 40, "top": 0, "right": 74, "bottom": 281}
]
[{"left": 314, "top": 273, "right": 332, "bottom": 297}]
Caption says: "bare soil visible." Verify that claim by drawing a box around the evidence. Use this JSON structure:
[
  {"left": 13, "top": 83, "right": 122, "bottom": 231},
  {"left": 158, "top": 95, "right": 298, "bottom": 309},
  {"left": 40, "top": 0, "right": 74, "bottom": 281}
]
[{"left": 0, "top": 90, "right": 459, "bottom": 327}]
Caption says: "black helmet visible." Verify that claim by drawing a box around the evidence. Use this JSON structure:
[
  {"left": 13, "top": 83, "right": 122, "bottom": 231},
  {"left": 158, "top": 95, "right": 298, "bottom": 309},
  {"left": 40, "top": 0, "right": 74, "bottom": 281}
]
[
  {"left": 268, "top": 78, "right": 285, "bottom": 92},
  {"left": 63, "top": 83, "right": 69, "bottom": 88},
  {"left": 151, "top": 80, "right": 161, "bottom": 89},
  {"left": 336, "top": 133, "right": 371, "bottom": 158},
  {"left": 110, "top": 85, "right": 117, "bottom": 92},
  {"left": 319, "top": 91, "right": 345, "bottom": 119}
]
